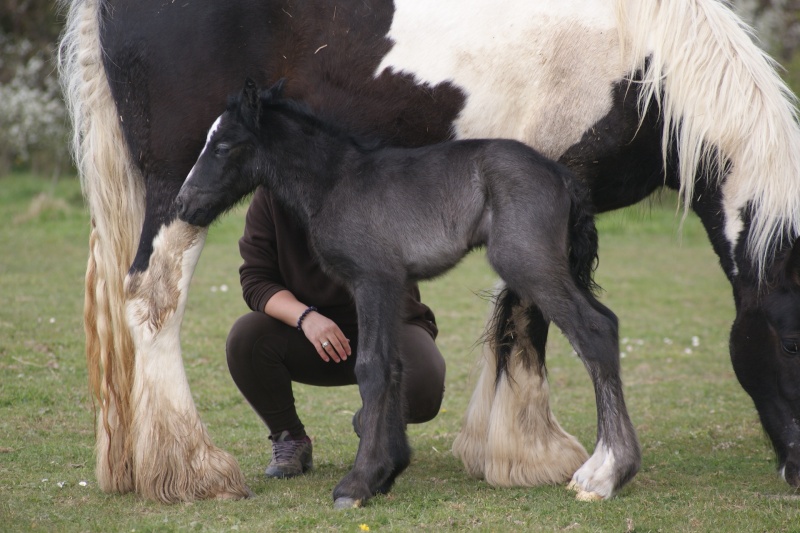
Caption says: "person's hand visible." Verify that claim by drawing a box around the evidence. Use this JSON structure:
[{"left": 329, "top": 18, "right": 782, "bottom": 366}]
[{"left": 300, "top": 311, "right": 352, "bottom": 362}]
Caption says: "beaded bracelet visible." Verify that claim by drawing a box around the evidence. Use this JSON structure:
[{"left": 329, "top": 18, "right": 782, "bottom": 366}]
[{"left": 296, "top": 306, "right": 318, "bottom": 331}]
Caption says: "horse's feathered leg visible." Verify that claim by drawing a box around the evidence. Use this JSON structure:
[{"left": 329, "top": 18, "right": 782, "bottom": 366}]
[
  {"left": 62, "top": 0, "right": 250, "bottom": 501},
  {"left": 124, "top": 204, "right": 251, "bottom": 503},
  {"left": 487, "top": 298, "right": 590, "bottom": 486},
  {"left": 453, "top": 288, "right": 589, "bottom": 486},
  {"left": 450, "top": 342, "right": 494, "bottom": 478}
]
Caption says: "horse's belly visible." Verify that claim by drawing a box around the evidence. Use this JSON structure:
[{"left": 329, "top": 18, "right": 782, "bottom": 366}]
[
  {"left": 398, "top": 203, "right": 489, "bottom": 281},
  {"left": 378, "top": 0, "right": 630, "bottom": 159},
  {"left": 403, "top": 237, "right": 475, "bottom": 281}
]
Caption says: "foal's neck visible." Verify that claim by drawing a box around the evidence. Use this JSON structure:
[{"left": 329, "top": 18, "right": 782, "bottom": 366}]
[{"left": 259, "top": 108, "right": 355, "bottom": 224}]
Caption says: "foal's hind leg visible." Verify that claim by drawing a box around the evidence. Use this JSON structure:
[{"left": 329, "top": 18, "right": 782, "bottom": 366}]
[
  {"left": 495, "top": 266, "right": 639, "bottom": 499},
  {"left": 332, "top": 277, "right": 410, "bottom": 508},
  {"left": 542, "top": 291, "right": 640, "bottom": 500}
]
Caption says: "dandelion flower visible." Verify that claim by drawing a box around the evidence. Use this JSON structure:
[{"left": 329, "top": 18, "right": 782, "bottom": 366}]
[{"left": 359, "top": 524, "right": 370, "bottom": 531}]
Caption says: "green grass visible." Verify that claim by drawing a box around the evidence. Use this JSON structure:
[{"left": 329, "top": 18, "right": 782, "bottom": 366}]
[{"left": 1, "top": 174, "right": 798, "bottom": 532}]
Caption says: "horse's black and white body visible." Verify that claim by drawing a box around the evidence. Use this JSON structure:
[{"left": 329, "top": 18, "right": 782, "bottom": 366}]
[
  {"left": 175, "top": 80, "right": 638, "bottom": 506},
  {"left": 59, "top": 0, "right": 800, "bottom": 504}
]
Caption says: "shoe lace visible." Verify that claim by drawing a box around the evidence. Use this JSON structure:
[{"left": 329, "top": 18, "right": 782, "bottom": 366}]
[{"left": 272, "top": 439, "right": 306, "bottom": 462}]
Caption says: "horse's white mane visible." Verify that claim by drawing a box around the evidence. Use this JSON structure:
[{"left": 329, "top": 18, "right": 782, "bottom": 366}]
[{"left": 615, "top": 0, "right": 800, "bottom": 279}]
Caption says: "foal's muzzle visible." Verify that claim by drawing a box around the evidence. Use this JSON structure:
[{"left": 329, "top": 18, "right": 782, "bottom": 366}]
[{"left": 175, "top": 187, "right": 214, "bottom": 227}]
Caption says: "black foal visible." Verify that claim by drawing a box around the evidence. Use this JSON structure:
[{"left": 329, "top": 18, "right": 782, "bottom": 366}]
[{"left": 176, "top": 79, "right": 639, "bottom": 508}]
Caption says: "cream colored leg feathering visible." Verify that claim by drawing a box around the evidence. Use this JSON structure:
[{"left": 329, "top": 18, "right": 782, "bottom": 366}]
[
  {"left": 453, "top": 302, "right": 587, "bottom": 486},
  {"left": 126, "top": 221, "right": 250, "bottom": 503}
]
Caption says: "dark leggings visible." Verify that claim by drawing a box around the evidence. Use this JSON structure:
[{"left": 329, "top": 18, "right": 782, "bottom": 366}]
[{"left": 226, "top": 311, "right": 446, "bottom": 438}]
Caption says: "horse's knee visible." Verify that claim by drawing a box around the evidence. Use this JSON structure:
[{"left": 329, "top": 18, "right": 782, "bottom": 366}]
[
  {"left": 588, "top": 308, "right": 618, "bottom": 340},
  {"left": 589, "top": 297, "right": 619, "bottom": 331},
  {"left": 562, "top": 304, "right": 619, "bottom": 367}
]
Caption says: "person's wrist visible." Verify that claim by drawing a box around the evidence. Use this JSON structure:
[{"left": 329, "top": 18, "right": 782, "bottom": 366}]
[{"left": 296, "top": 306, "right": 317, "bottom": 331}]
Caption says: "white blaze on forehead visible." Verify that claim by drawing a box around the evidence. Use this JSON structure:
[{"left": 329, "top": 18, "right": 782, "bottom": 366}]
[
  {"left": 205, "top": 115, "right": 224, "bottom": 144},
  {"left": 184, "top": 114, "right": 224, "bottom": 185}
]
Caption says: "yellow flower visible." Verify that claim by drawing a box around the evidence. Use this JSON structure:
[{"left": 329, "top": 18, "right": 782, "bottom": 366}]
[{"left": 359, "top": 524, "right": 370, "bottom": 531}]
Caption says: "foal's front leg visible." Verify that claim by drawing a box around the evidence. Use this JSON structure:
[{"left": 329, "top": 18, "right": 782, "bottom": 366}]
[{"left": 333, "top": 278, "right": 410, "bottom": 509}]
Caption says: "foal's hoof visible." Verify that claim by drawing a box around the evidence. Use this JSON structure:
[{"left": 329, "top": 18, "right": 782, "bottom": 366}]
[
  {"left": 334, "top": 497, "right": 363, "bottom": 510},
  {"left": 567, "top": 480, "right": 603, "bottom": 501},
  {"left": 574, "top": 490, "right": 604, "bottom": 502}
]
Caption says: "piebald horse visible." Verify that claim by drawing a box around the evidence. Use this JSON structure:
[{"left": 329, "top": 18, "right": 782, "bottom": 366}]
[{"left": 59, "top": 0, "right": 800, "bottom": 504}]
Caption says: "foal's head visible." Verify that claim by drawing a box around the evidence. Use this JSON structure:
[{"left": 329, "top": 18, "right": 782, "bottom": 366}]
[{"left": 175, "top": 78, "right": 285, "bottom": 227}]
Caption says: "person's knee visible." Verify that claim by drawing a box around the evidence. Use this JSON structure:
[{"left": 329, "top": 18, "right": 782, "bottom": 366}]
[
  {"left": 400, "top": 324, "right": 446, "bottom": 424},
  {"left": 226, "top": 312, "right": 285, "bottom": 371}
]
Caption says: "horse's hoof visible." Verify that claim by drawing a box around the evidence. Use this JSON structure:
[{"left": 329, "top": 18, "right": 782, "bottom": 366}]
[
  {"left": 566, "top": 480, "right": 580, "bottom": 492},
  {"left": 334, "top": 497, "right": 362, "bottom": 510},
  {"left": 575, "top": 490, "right": 604, "bottom": 502}
]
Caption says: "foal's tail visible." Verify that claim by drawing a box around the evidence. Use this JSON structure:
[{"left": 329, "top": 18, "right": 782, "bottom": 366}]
[
  {"left": 487, "top": 168, "right": 598, "bottom": 379},
  {"left": 564, "top": 170, "right": 600, "bottom": 297}
]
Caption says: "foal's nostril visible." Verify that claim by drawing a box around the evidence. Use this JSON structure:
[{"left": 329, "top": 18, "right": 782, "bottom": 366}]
[{"left": 175, "top": 195, "right": 187, "bottom": 218}]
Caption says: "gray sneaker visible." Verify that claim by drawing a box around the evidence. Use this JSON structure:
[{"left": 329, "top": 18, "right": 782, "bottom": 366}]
[{"left": 265, "top": 430, "right": 313, "bottom": 479}]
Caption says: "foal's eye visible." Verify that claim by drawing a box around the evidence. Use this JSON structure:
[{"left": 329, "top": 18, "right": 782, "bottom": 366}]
[
  {"left": 214, "top": 143, "right": 231, "bottom": 157},
  {"left": 780, "top": 339, "right": 799, "bottom": 356}
]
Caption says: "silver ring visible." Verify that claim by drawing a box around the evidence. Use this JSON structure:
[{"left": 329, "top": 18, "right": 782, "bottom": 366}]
[{"left": 322, "top": 341, "right": 330, "bottom": 349}]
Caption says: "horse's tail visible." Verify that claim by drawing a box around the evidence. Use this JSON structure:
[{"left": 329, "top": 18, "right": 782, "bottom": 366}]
[
  {"left": 615, "top": 0, "right": 800, "bottom": 280},
  {"left": 59, "top": 0, "right": 146, "bottom": 493},
  {"left": 487, "top": 287, "right": 524, "bottom": 381},
  {"left": 564, "top": 171, "right": 599, "bottom": 297}
]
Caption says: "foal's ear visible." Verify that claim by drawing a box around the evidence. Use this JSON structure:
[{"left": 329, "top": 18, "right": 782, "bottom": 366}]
[
  {"left": 240, "top": 77, "right": 262, "bottom": 129},
  {"left": 265, "top": 78, "right": 287, "bottom": 100}
]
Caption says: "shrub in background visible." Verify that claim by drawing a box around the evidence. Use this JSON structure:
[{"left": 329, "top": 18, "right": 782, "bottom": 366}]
[{"left": 0, "top": 31, "right": 69, "bottom": 176}]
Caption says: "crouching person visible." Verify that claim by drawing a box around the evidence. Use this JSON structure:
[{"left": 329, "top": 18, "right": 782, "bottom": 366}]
[{"left": 226, "top": 187, "right": 447, "bottom": 478}]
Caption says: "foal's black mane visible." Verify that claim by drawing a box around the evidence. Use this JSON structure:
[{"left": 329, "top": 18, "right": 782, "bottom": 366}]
[{"left": 227, "top": 87, "right": 384, "bottom": 153}]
